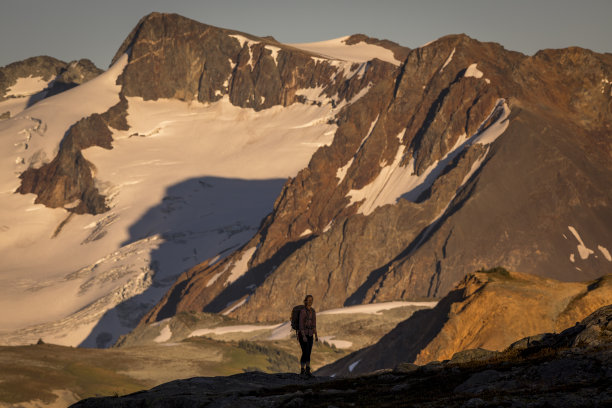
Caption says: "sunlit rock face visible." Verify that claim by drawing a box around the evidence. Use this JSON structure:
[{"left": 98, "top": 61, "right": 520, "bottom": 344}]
[{"left": 144, "top": 20, "right": 612, "bottom": 324}]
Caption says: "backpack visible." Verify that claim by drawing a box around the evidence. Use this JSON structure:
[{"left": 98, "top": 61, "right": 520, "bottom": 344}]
[{"left": 290, "top": 305, "right": 305, "bottom": 331}]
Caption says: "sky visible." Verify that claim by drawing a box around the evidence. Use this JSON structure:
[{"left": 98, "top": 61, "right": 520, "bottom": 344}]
[{"left": 1, "top": 0, "right": 611, "bottom": 69}]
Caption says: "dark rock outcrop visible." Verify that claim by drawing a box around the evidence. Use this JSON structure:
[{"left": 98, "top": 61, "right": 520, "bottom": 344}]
[
  {"left": 0, "top": 56, "right": 66, "bottom": 100},
  {"left": 1, "top": 56, "right": 102, "bottom": 102},
  {"left": 17, "top": 96, "right": 128, "bottom": 214},
  {"left": 111, "top": 12, "right": 373, "bottom": 110}
]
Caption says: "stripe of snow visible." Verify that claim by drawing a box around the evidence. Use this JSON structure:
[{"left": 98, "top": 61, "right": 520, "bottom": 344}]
[
  {"left": 226, "top": 247, "right": 256, "bottom": 285},
  {"left": 336, "top": 115, "right": 379, "bottom": 184},
  {"left": 570, "top": 253, "right": 575, "bottom": 263},
  {"left": 265, "top": 45, "right": 281, "bottom": 65},
  {"left": 464, "top": 63, "right": 484, "bottom": 79},
  {"left": 222, "top": 296, "right": 249, "bottom": 316},
  {"left": 440, "top": 48, "right": 456, "bottom": 73},
  {"left": 296, "top": 86, "right": 327, "bottom": 103},
  {"left": 300, "top": 229, "right": 312, "bottom": 237},
  {"left": 568, "top": 226, "right": 594, "bottom": 260},
  {"left": 348, "top": 359, "right": 361, "bottom": 372},
  {"left": 471, "top": 100, "right": 510, "bottom": 145},
  {"left": 229, "top": 35, "right": 256, "bottom": 69},
  {"left": 597, "top": 245, "right": 611, "bottom": 262},
  {"left": 206, "top": 268, "right": 226, "bottom": 288},
  {"left": 319, "top": 301, "right": 437, "bottom": 316},
  {"left": 320, "top": 336, "right": 352, "bottom": 349},
  {"left": 347, "top": 99, "right": 509, "bottom": 215},
  {"left": 154, "top": 324, "right": 172, "bottom": 343},
  {"left": 189, "top": 323, "right": 281, "bottom": 337}
]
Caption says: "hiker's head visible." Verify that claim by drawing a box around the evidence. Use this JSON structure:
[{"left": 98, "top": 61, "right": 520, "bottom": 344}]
[{"left": 304, "top": 295, "right": 313, "bottom": 308}]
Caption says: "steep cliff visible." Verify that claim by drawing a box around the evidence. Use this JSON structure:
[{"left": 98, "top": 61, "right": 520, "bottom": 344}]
[{"left": 143, "top": 30, "right": 612, "bottom": 324}]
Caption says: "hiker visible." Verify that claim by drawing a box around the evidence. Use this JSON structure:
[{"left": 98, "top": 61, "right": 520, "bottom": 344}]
[{"left": 298, "top": 294, "right": 318, "bottom": 375}]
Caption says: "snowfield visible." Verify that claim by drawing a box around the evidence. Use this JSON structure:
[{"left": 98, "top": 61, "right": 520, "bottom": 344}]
[
  {"left": 0, "top": 53, "right": 340, "bottom": 347},
  {"left": 0, "top": 36, "right": 447, "bottom": 348},
  {"left": 289, "top": 36, "right": 401, "bottom": 66}
]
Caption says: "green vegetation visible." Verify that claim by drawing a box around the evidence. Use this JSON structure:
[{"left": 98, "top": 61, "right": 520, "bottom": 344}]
[
  {"left": 476, "top": 266, "right": 512, "bottom": 280},
  {"left": 237, "top": 340, "right": 299, "bottom": 373},
  {"left": 0, "top": 345, "right": 146, "bottom": 405}
]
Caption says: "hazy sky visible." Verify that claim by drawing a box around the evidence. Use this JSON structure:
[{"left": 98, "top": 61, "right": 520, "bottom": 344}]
[{"left": 1, "top": 0, "right": 611, "bottom": 69}]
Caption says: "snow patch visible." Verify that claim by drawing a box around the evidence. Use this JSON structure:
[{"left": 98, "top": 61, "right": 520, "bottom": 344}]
[
  {"left": 289, "top": 36, "right": 401, "bottom": 66},
  {"left": 598, "top": 245, "right": 611, "bottom": 262},
  {"left": 154, "top": 324, "right": 172, "bottom": 343},
  {"left": 229, "top": 34, "right": 257, "bottom": 49},
  {"left": 567, "top": 226, "right": 594, "bottom": 260},
  {"left": 319, "top": 301, "right": 437, "bottom": 316},
  {"left": 570, "top": 253, "right": 575, "bottom": 263},
  {"left": 346, "top": 99, "right": 509, "bottom": 215},
  {"left": 323, "top": 221, "right": 333, "bottom": 233},
  {"left": 6, "top": 76, "right": 50, "bottom": 97},
  {"left": 465, "top": 63, "right": 484, "bottom": 79},
  {"left": 189, "top": 323, "right": 280, "bottom": 338},
  {"left": 0, "top": 67, "right": 338, "bottom": 346},
  {"left": 348, "top": 359, "right": 361, "bottom": 372},
  {"left": 222, "top": 296, "right": 249, "bottom": 316},
  {"left": 320, "top": 336, "right": 352, "bottom": 349},
  {"left": 265, "top": 45, "right": 281, "bottom": 64},
  {"left": 300, "top": 229, "right": 313, "bottom": 237},
  {"left": 227, "top": 246, "right": 256, "bottom": 285},
  {"left": 440, "top": 48, "right": 455, "bottom": 72},
  {"left": 206, "top": 269, "right": 226, "bottom": 288}
]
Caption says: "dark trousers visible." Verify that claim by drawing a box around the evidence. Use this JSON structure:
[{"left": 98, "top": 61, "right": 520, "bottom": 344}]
[{"left": 299, "top": 335, "right": 314, "bottom": 365}]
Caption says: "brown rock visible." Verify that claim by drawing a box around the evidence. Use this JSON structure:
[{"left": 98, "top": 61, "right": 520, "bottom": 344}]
[{"left": 316, "top": 271, "right": 612, "bottom": 376}]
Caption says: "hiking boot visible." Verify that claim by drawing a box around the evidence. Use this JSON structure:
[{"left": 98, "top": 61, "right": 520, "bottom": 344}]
[
  {"left": 300, "top": 367, "right": 305, "bottom": 375},
  {"left": 305, "top": 366, "right": 312, "bottom": 376}
]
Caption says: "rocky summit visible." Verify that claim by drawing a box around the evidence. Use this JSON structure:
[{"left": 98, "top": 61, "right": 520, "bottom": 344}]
[{"left": 71, "top": 305, "right": 612, "bottom": 407}]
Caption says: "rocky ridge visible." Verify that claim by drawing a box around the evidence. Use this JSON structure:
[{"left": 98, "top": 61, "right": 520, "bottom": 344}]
[
  {"left": 71, "top": 304, "right": 612, "bottom": 407},
  {"left": 0, "top": 56, "right": 102, "bottom": 105},
  {"left": 317, "top": 270, "right": 612, "bottom": 377},
  {"left": 143, "top": 29, "right": 612, "bottom": 324}
]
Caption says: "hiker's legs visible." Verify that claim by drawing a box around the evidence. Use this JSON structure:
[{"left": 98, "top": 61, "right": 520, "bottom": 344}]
[{"left": 299, "top": 335, "right": 314, "bottom": 373}]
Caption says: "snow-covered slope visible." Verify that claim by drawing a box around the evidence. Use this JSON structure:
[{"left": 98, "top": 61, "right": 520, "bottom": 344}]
[
  {"left": 289, "top": 36, "right": 402, "bottom": 66},
  {"left": 0, "top": 53, "right": 340, "bottom": 347}
]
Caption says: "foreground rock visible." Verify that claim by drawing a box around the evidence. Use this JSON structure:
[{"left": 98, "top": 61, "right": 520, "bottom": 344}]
[{"left": 72, "top": 305, "right": 612, "bottom": 407}]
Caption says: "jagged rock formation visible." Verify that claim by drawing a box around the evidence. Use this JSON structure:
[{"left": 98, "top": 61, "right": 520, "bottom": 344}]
[
  {"left": 143, "top": 25, "right": 612, "bottom": 324},
  {"left": 17, "top": 97, "right": 129, "bottom": 214},
  {"left": 71, "top": 304, "right": 612, "bottom": 407},
  {"left": 0, "top": 56, "right": 102, "bottom": 101},
  {"left": 317, "top": 270, "right": 612, "bottom": 376}
]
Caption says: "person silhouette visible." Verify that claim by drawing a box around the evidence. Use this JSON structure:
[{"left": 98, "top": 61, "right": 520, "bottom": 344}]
[{"left": 298, "top": 294, "right": 318, "bottom": 376}]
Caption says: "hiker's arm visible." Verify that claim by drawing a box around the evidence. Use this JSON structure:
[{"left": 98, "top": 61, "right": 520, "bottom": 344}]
[{"left": 314, "top": 312, "right": 318, "bottom": 341}]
